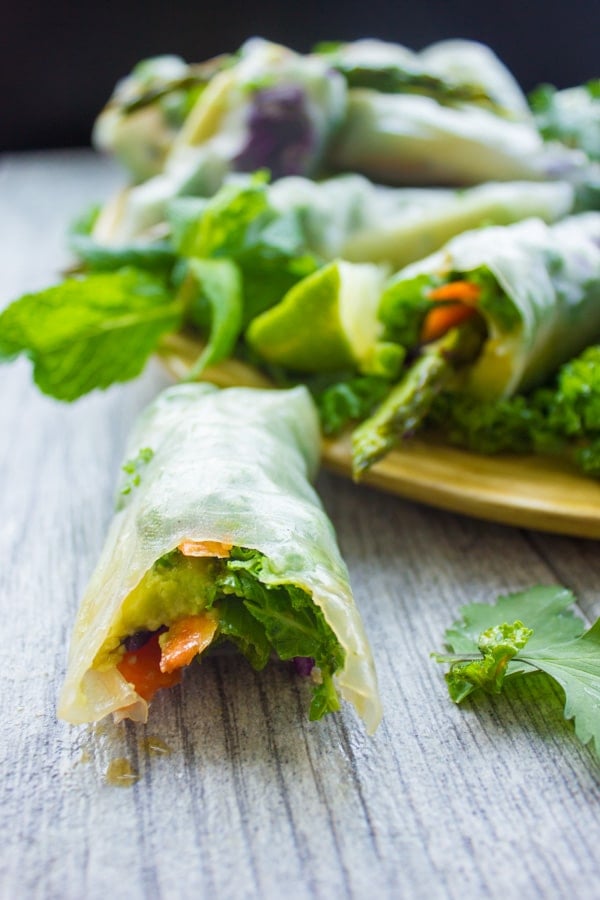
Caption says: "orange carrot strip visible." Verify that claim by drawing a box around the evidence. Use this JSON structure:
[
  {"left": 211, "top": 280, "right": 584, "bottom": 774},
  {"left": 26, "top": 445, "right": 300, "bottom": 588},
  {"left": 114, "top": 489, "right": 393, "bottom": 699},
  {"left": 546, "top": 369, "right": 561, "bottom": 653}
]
[
  {"left": 117, "top": 635, "right": 182, "bottom": 701},
  {"left": 159, "top": 615, "right": 218, "bottom": 674},
  {"left": 428, "top": 280, "right": 481, "bottom": 305},
  {"left": 421, "top": 303, "right": 478, "bottom": 344},
  {"left": 178, "top": 540, "right": 232, "bottom": 558}
]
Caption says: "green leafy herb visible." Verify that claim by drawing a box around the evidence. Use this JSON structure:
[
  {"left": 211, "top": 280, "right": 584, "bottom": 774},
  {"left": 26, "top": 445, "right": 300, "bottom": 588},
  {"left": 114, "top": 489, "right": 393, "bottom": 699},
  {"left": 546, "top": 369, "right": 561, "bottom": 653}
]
[
  {"left": 312, "top": 374, "right": 393, "bottom": 435},
  {"left": 433, "top": 585, "right": 600, "bottom": 756},
  {"left": 443, "top": 621, "right": 534, "bottom": 702},
  {"left": 426, "top": 345, "right": 600, "bottom": 475},
  {"left": 378, "top": 273, "right": 438, "bottom": 347},
  {"left": 168, "top": 175, "right": 320, "bottom": 323},
  {"left": 120, "top": 447, "right": 155, "bottom": 496},
  {"left": 178, "top": 258, "right": 243, "bottom": 377},
  {"left": 0, "top": 269, "right": 183, "bottom": 401},
  {"left": 215, "top": 548, "right": 345, "bottom": 720}
]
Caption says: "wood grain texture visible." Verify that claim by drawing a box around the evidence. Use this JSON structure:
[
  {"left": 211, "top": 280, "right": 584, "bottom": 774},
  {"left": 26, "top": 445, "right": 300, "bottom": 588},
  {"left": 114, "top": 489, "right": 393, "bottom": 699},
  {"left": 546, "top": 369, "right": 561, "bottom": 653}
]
[{"left": 1, "top": 150, "right": 600, "bottom": 900}]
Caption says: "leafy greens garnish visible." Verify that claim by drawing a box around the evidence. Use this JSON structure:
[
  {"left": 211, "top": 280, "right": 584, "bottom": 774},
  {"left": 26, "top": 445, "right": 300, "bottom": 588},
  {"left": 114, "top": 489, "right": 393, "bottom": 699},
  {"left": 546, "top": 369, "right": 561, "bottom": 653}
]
[
  {"left": 178, "top": 258, "right": 243, "bottom": 377},
  {"left": 310, "top": 373, "right": 393, "bottom": 435},
  {"left": 215, "top": 547, "right": 345, "bottom": 720},
  {"left": 0, "top": 269, "right": 182, "bottom": 401},
  {"left": 169, "top": 173, "right": 320, "bottom": 323},
  {"left": 426, "top": 345, "right": 600, "bottom": 475},
  {"left": 433, "top": 585, "right": 600, "bottom": 757}
]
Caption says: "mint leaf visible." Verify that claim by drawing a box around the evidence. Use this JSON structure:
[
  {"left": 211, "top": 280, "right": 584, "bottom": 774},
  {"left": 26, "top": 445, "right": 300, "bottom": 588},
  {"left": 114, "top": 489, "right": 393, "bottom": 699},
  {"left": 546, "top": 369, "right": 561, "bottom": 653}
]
[
  {"left": 169, "top": 174, "right": 271, "bottom": 259},
  {"left": 179, "top": 258, "right": 243, "bottom": 377},
  {"left": 0, "top": 269, "right": 182, "bottom": 401},
  {"left": 168, "top": 176, "right": 320, "bottom": 324}
]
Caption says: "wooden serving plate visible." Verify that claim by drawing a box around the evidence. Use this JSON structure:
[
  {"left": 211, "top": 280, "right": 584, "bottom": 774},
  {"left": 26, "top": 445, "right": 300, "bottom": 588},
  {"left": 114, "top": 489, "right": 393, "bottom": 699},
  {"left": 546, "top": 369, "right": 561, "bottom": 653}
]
[{"left": 159, "top": 333, "right": 600, "bottom": 539}]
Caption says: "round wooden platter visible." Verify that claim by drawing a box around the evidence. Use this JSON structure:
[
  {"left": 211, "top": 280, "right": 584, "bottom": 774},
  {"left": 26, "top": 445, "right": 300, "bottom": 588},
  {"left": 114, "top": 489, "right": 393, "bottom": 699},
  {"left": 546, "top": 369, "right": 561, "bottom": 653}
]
[{"left": 159, "top": 333, "right": 600, "bottom": 539}]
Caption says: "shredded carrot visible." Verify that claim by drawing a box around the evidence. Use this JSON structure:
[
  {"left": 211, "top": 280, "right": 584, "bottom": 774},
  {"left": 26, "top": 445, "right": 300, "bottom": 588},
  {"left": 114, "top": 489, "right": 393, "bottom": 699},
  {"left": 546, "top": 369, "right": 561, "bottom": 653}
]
[
  {"left": 421, "top": 303, "right": 478, "bottom": 343},
  {"left": 117, "top": 635, "right": 182, "bottom": 701},
  {"left": 178, "top": 540, "right": 232, "bottom": 558},
  {"left": 159, "top": 614, "right": 218, "bottom": 674},
  {"left": 421, "top": 280, "right": 481, "bottom": 343},
  {"left": 427, "top": 280, "right": 481, "bottom": 305}
]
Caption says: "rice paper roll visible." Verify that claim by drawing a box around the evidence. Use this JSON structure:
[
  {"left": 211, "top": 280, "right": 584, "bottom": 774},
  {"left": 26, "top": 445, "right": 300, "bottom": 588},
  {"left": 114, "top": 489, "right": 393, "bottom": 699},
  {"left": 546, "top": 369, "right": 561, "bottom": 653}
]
[
  {"left": 58, "top": 384, "right": 381, "bottom": 733},
  {"left": 320, "top": 38, "right": 583, "bottom": 186},
  {"left": 329, "top": 90, "right": 585, "bottom": 186},
  {"left": 319, "top": 38, "right": 531, "bottom": 119},
  {"left": 94, "top": 39, "right": 346, "bottom": 244},
  {"left": 529, "top": 80, "right": 600, "bottom": 162},
  {"left": 93, "top": 54, "right": 232, "bottom": 183},
  {"left": 381, "top": 212, "right": 600, "bottom": 397}
]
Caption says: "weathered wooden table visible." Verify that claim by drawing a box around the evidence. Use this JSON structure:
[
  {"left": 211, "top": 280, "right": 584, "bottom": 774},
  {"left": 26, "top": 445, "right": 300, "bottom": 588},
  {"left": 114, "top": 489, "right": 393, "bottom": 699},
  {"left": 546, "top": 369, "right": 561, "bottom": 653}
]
[{"left": 1, "top": 151, "right": 599, "bottom": 900}]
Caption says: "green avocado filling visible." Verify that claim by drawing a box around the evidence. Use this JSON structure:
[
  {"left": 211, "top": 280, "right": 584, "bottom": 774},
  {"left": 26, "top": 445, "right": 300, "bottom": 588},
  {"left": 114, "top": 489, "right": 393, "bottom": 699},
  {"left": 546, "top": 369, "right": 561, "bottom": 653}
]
[{"left": 96, "top": 546, "right": 345, "bottom": 721}]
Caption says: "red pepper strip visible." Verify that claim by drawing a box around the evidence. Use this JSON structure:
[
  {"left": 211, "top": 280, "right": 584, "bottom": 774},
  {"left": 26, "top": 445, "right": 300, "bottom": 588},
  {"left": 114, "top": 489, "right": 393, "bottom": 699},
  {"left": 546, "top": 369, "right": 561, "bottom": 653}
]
[{"left": 117, "top": 634, "right": 182, "bottom": 701}]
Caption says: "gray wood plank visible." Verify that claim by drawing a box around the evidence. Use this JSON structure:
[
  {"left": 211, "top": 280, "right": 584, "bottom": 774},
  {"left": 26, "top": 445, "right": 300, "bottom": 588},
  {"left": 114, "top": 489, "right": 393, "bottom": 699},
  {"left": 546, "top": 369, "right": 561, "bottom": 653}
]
[{"left": 1, "top": 150, "right": 599, "bottom": 900}]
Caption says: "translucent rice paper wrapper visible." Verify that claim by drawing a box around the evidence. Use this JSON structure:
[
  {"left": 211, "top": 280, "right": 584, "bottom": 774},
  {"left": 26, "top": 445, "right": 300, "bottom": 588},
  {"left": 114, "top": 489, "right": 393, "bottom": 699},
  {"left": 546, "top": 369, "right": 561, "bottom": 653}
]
[
  {"left": 395, "top": 212, "right": 600, "bottom": 396},
  {"left": 94, "top": 38, "right": 346, "bottom": 244},
  {"left": 58, "top": 384, "right": 382, "bottom": 734},
  {"left": 330, "top": 90, "right": 586, "bottom": 186},
  {"left": 323, "top": 38, "right": 531, "bottom": 119},
  {"left": 268, "top": 174, "right": 574, "bottom": 268},
  {"left": 325, "top": 39, "right": 584, "bottom": 187}
]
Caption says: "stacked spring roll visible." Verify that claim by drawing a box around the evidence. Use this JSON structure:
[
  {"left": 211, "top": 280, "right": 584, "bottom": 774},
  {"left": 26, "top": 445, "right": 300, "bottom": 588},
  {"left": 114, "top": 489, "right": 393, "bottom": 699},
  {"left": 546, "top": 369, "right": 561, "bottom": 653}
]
[
  {"left": 58, "top": 384, "right": 382, "bottom": 733},
  {"left": 93, "top": 38, "right": 347, "bottom": 243},
  {"left": 245, "top": 213, "right": 600, "bottom": 472},
  {"left": 91, "top": 37, "right": 590, "bottom": 244},
  {"left": 321, "top": 38, "right": 584, "bottom": 185}
]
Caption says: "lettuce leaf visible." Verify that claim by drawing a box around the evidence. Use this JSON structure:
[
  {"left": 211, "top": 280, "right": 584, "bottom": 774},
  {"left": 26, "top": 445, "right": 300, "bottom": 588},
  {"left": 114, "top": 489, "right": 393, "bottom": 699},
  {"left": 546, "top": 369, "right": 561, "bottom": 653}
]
[
  {"left": 0, "top": 269, "right": 182, "bottom": 401},
  {"left": 215, "top": 548, "right": 345, "bottom": 720}
]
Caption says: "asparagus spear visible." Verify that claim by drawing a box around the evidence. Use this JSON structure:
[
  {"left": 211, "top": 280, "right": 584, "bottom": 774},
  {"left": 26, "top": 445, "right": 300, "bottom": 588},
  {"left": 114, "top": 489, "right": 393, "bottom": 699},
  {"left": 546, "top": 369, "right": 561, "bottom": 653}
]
[{"left": 352, "top": 322, "right": 484, "bottom": 477}]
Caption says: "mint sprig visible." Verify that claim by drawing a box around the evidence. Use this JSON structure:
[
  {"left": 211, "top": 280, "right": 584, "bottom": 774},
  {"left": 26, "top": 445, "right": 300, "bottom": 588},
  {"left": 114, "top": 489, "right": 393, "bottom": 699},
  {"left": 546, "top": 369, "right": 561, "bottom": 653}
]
[{"left": 0, "top": 269, "right": 182, "bottom": 401}]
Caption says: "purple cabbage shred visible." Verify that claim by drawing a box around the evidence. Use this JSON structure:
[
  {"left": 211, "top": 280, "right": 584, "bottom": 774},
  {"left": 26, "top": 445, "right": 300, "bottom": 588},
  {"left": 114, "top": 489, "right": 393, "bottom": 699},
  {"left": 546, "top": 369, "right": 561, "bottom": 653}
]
[
  {"left": 293, "top": 656, "right": 315, "bottom": 677},
  {"left": 123, "top": 626, "right": 167, "bottom": 652},
  {"left": 233, "top": 85, "right": 316, "bottom": 179}
]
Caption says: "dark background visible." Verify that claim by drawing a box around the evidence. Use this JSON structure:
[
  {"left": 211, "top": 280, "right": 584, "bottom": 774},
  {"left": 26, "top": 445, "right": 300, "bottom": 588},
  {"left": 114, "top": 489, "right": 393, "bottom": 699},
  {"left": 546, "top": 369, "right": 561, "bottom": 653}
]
[{"left": 2, "top": 0, "right": 598, "bottom": 152}]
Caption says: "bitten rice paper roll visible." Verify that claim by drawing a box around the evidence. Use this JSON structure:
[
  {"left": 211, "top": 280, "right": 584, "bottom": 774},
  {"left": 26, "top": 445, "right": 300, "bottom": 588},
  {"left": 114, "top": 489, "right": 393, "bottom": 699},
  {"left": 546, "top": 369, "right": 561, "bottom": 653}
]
[{"left": 58, "top": 384, "right": 382, "bottom": 733}]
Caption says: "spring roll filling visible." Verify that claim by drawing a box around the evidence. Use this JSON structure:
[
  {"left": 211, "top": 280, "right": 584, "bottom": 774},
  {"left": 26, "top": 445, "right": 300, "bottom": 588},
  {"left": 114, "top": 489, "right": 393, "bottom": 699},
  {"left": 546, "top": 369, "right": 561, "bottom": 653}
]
[{"left": 93, "top": 545, "right": 346, "bottom": 721}]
